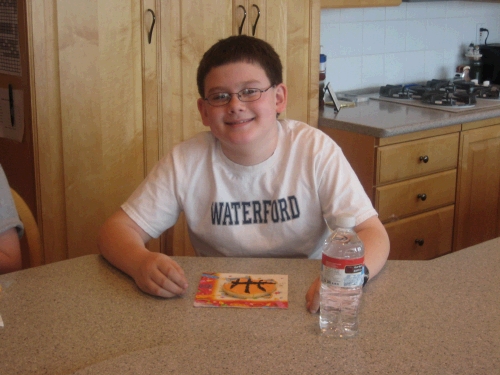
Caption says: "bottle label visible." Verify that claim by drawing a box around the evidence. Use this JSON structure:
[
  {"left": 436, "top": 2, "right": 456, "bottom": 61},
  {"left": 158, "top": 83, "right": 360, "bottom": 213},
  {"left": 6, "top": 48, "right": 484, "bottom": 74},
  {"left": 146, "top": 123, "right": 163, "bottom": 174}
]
[{"left": 321, "top": 255, "right": 364, "bottom": 287}]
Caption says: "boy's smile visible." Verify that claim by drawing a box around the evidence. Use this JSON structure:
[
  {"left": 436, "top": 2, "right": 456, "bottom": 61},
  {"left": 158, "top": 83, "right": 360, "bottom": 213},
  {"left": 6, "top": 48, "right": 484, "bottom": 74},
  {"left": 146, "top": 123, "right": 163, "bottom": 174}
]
[{"left": 197, "top": 62, "right": 287, "bottom": 166}]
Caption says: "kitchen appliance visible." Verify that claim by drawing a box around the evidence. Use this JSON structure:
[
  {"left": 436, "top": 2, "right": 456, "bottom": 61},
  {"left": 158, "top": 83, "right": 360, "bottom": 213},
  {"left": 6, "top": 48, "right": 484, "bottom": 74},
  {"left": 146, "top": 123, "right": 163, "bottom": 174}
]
[
  {"left": 373, "top": 79, "right": 500, "bottom": 112},
  {"left": 480, "top": 43, "right": 500, "bottom": 85}
]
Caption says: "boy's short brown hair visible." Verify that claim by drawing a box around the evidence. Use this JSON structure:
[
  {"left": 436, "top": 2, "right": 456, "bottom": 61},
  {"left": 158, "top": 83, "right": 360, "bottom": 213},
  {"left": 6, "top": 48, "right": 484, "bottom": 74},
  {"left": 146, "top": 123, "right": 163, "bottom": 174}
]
[{"left": 196, "top": 35, "right": 283, "bottom": 98}]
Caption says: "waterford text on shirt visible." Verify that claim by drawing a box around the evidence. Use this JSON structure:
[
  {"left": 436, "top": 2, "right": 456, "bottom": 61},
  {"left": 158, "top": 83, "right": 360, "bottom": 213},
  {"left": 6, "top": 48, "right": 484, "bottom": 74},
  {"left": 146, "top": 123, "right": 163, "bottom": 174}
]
[{"left": 211, "top": 196, "right": 300, "bottom": 225}]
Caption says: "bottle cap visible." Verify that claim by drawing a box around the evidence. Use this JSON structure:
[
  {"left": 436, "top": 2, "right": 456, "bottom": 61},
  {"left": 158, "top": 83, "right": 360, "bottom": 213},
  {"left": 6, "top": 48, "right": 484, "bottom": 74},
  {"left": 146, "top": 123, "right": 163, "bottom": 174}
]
[{"left": 335, "top": 214, "right": 356, "bottom": 228}]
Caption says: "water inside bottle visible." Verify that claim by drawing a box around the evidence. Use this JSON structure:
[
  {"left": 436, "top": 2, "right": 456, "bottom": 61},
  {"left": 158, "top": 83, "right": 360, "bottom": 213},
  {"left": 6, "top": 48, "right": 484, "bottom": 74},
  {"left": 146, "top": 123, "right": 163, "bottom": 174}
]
[{"left": 320, "top": 284, "right": 361, "bottom": 338}]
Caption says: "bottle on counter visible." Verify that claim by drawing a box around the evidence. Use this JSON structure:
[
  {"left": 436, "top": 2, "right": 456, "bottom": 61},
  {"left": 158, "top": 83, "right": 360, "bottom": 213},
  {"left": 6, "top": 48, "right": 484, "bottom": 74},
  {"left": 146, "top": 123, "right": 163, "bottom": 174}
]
[
  {"left": 319, "top": 52, "right": 327, "bottom": 108},
  {"left": 465, "top": 44, "right": 483, "bottom": 84},
  {"left": 320, "top": 215, "right": 365, "bottom": 338}
]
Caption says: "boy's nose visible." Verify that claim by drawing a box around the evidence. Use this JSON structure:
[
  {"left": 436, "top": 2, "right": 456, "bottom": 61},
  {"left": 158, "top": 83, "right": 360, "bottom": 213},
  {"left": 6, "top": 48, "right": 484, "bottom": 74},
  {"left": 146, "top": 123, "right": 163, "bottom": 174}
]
[{"left": 227, "top": 94, "right": 244, "bottom": 110}]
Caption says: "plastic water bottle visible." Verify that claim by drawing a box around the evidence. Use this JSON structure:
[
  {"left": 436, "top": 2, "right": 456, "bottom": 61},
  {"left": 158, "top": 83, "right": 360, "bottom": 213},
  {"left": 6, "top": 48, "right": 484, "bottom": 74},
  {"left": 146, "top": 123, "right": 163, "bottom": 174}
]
[{"left": 320, "top": 215, "right": 365, "bottom": 337}]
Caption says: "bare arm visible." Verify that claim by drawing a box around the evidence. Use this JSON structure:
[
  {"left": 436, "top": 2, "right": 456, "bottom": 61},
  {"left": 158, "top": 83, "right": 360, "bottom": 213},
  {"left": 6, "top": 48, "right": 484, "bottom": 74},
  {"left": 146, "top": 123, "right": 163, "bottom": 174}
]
[
  {"left": 306, "top": 215, "right": 390, "bottom": 313},
  {"left": 97, "top": 209, "right": 188, "bottom": 297},
  {"left": 0, "top": 228, "right": 22, "bottom": 274}
]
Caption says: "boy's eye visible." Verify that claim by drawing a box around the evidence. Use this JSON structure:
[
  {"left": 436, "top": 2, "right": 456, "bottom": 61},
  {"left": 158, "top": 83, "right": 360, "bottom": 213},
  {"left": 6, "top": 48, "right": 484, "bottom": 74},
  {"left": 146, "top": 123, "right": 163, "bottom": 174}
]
[
  {"left": 209, "top": 93, "right": 231, "bottom": 102},
  {"left": 240, "top": 88, "right": 260, "bottom": 97}
]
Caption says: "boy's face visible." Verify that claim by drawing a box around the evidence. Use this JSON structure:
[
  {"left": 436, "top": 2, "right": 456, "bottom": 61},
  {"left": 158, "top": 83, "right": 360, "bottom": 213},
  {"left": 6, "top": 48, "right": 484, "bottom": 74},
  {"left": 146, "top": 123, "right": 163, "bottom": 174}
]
[{"left": 197, "top": 62, "right": 287, "bottom": 161}]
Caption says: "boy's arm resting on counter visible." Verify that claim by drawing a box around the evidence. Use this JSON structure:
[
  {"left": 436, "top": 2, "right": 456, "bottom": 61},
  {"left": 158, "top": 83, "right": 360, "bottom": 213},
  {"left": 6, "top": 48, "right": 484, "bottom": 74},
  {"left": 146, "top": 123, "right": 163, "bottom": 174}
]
[
  {"left": 97, "top": 208, "right": 188, "bottom": 298},
  {"left": 306, "top": 215, "right": 390, "bottom": 313},
  {"left": 0, "top": 227, "right": 22, "bottom": 274}
]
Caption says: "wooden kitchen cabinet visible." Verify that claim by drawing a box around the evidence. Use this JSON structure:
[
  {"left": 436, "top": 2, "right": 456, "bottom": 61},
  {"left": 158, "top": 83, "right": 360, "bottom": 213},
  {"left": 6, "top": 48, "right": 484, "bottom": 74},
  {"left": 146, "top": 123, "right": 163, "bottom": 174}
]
[
  {"left": 26, "top": 0, "right": 320, "bottom": 262},
  {"left": 454, "top": 119, "right": 500, "bottom": 251},
  {"left": 320, "top": 124, "right": 460, "bottom": 260},
  {"left": 321, "top": 116, "right": 500, "bottom": 260}
]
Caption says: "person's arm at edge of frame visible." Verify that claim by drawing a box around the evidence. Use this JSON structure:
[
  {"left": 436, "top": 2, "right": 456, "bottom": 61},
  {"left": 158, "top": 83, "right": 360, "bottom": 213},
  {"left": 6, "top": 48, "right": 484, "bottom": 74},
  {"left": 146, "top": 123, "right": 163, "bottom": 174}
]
[
  {"left": 0, "top": 227, "right": 23, "bottom": 274},
  {"left": 97, "top": 208, "right": 189, "bottom": 298},
  {"left": 305, "top": 215, "right": 390, "bottom": 313}
]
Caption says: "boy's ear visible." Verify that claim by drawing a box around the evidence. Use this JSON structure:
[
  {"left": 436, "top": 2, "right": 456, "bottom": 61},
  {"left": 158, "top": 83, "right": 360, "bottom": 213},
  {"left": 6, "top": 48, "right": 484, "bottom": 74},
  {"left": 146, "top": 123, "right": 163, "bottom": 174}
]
[
  {"left": 197, "top": 98, "right": 211, "bottom": 127},
  {"left": 275, "top": 83, "right": 287, "bottom": 113}
]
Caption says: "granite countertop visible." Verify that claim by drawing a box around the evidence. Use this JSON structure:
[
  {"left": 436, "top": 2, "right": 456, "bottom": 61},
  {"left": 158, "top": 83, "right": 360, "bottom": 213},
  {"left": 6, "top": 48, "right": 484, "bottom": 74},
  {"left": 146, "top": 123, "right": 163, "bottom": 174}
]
[
  {"left": 319, "top": 97, "right": 500, "bottom": 138},
  {"left": 1, "top": 237, "right": 499, "bottom": 374}
]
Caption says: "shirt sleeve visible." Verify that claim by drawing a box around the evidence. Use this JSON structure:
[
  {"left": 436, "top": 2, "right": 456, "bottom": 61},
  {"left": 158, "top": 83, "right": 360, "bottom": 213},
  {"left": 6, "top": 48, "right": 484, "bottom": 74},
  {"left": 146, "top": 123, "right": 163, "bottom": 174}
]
[{"left": 121, "top": 152, "right": 182, "bottom": 239}]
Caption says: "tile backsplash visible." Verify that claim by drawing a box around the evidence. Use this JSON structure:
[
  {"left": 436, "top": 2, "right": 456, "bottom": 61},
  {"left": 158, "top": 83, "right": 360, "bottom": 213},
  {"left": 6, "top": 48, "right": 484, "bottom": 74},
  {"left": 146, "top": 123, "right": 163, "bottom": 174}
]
[{"left": 320, "top": 1, "right": 500, "bottom": 92}]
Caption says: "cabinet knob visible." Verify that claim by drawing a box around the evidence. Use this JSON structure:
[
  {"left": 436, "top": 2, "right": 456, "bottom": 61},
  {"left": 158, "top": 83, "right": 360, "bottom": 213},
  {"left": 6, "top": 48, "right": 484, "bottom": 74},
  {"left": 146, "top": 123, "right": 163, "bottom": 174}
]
[
  {"left": 417, "top": 193, "right": 427, "bottom": 201},
  {"left": 419, "top": 155, "right": 429, "bottom": 163},
  {"left": 415, "top": 239, "right": 425, "bottom": 246}
]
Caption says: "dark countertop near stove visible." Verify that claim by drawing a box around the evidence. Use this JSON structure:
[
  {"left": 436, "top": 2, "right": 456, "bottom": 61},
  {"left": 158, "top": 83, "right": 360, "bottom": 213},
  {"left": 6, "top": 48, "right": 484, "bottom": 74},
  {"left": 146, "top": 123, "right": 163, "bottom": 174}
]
[{"left": 319, "top": 97, "right": 500, "bottom": 138}]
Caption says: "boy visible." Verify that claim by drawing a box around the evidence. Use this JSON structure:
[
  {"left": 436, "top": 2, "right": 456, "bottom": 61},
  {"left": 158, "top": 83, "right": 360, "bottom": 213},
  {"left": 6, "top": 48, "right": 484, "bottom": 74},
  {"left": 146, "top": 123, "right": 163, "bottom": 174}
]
[{"left": 98, "top": 35, "right": 389, "bottom": 313}]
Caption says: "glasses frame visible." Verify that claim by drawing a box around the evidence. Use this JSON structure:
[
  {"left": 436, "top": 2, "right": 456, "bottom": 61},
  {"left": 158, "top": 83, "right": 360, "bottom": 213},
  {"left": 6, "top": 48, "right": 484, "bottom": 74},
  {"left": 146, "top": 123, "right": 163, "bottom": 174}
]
[{"left": 203, "top": 85, "right": 275, "bottom": 107}]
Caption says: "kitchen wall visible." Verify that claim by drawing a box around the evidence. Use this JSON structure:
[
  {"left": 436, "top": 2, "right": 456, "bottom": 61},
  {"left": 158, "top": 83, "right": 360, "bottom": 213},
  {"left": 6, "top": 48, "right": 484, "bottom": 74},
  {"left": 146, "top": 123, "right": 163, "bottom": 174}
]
[{"left": 321, "top": 1, "right": 500, "bottom": 92}]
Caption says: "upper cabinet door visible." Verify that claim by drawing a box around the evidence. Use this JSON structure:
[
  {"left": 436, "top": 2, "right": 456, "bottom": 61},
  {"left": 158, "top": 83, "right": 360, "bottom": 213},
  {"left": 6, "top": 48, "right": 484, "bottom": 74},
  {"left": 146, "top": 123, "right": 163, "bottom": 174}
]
[
  {"left": 156, "top": 0, "right": 233, "bottom": 157},
  {"left": 233, "top": 0, "right": 319, "bottom": 125}
]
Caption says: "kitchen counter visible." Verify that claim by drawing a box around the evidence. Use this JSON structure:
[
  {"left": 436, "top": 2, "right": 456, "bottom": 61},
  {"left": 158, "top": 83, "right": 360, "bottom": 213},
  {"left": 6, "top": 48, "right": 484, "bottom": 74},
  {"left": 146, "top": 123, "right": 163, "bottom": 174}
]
[
  {"left": 319, "top": 98, "right": 500, "bottom": 137},
  {"left": 1, "top": 237, "right": 499, "bottom": 374}
]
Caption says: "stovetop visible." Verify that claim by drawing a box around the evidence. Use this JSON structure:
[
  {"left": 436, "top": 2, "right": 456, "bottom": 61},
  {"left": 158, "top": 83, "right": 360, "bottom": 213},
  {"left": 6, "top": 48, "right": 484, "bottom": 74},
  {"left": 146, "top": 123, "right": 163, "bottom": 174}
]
[{"left": 373, "top": 79, "right": 500, "bottom": 112}]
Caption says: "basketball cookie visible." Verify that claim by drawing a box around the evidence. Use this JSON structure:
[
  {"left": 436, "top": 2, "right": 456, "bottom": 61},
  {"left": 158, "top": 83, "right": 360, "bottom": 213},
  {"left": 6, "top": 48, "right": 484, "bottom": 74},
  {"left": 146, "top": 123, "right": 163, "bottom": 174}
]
[{"left": 222, "top": 277, "right": 277, "bottom": 299}]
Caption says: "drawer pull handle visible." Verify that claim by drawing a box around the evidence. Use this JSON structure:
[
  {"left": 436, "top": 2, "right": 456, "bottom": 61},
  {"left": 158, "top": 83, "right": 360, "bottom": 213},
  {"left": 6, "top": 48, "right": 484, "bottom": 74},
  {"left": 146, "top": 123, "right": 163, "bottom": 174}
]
[
  {"left": 419, "top": 155, "right": 429, "bottom": 163},
  {"left": 417, "top": 193, "right": 427, "bottom": 201},
  {"left": 415, "top": 239, "right": 425, "bottom": 246}
]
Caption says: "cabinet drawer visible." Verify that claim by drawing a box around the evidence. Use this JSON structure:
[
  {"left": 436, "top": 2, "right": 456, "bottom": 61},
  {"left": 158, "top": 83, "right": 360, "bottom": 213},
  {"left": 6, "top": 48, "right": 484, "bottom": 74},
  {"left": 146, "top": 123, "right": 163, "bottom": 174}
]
[
  {"left": 376, "top": 169, "right": 456, "bottom": 222},
  {"left": 385, "top": 205, "right": 454, "bottom": 260},
  {"left": 377, "top": 133, "right": 459, "bottom": 184}
]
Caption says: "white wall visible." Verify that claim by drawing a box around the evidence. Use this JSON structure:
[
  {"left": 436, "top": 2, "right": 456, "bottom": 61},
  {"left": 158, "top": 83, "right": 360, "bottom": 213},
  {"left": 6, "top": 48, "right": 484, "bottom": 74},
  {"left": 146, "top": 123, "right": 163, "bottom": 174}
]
[{"left": 320, "top": 1, "right": 500, "bottom": 92}]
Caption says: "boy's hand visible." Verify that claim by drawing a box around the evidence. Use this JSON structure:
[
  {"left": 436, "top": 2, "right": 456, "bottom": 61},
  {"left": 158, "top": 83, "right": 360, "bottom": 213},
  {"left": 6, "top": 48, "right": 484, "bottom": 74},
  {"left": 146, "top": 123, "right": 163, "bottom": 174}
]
[
  {"left": 305, "top": 276, "right": 321, "bottom": 313},
  {"left": 132, "top": 251, "right": 189, "bottom": 298}
]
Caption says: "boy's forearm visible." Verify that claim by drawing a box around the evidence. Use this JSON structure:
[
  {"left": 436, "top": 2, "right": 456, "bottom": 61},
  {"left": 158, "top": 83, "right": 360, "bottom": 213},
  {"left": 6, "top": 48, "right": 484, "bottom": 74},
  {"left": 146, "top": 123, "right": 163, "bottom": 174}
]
[
  {"left": 0, "top": 228, "right": 22, "bottom": 274},
  {"left": 355, "top": 216, "right": 390, "bottom": 279},
  {"left": 97, "top": 211, "right": 150, "bottom": 278}
]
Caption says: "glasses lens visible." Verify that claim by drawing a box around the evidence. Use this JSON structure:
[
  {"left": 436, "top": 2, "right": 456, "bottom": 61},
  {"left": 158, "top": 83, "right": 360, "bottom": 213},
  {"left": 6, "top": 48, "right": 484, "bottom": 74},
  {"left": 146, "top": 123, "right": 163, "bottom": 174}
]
[
  {"left": 207, "top": 93, "right": 231, "bottom": 106},
  {"left": 239, "top": 88, "right": 262, "bottom": 102}
]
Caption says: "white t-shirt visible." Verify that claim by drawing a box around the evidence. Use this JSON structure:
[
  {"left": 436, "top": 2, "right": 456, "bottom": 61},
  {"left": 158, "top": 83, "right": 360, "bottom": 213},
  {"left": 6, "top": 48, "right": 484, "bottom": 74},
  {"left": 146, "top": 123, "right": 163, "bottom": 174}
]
[{"left": 122, "top": 119, "right": 377, "bottom": 259}]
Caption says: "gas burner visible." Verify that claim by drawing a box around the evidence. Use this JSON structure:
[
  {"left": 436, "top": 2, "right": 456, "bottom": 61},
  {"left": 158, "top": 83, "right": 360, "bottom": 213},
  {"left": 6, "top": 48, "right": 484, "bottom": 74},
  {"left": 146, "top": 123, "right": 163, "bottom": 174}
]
[
  {"left": 407, "top": 85, "right": 432, "bottom": 98},
  {"left": 379, "top": 85, "right": 413, "bottom": 99},
  {"left": 472, "top": 86, "right": 500, "bottom": 99},
  {"left": 453, "top": 81, "right": 476, "bottom": 93},
  {"left": 421, "top": 90, "right": 476, "bottom": 107},
  {"left": 425, "top": 79, "right": 453, "bottom": 91},
  {"left": 453, "top": 80, "right": 500, "bottom": 99}
]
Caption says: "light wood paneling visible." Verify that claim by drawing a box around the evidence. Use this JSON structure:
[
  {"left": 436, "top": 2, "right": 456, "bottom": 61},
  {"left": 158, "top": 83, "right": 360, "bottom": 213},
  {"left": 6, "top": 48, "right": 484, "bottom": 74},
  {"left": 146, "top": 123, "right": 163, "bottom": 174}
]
[
  {"left": 454, "top": 123, "right": 500, "bottom": 251},
  {"left": 28, "top": 0, "right": 68, "bottom": 263}
]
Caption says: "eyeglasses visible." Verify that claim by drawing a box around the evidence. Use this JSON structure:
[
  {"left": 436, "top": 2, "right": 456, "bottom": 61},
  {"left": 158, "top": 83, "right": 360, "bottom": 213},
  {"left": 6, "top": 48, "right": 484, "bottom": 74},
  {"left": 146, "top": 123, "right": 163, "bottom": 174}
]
[{"left": 203, "top": 85, "right": 274, "bottom": 107}]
